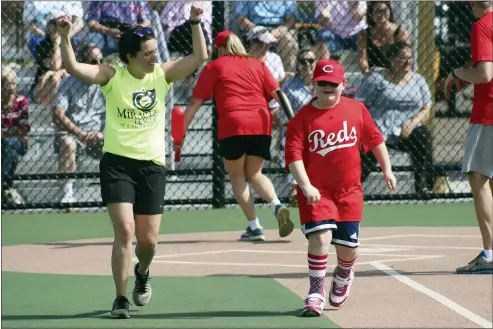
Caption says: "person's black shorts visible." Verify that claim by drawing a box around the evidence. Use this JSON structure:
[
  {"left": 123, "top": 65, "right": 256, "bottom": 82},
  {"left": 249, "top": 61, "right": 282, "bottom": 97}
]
[
  {"left": 219, "top": 135, "right": 272, "bottom": 161},
  {"left": 99, "top": 152, "right": 166, "bottom": 215}
]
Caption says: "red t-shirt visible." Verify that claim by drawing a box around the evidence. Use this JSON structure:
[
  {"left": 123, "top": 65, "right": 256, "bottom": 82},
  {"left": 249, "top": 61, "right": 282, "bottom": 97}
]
[
  {"left": 1, "top": 95, "right": 30, "bottom": 133},
  {"left": 285, "top": 97, "right": 384, "bottom": 223},
  {"left": 192, "top": 55, "right": 279, "bottom": 140},
  {"left": 470, "top": 11, "right": 493, "bottom": 125}
]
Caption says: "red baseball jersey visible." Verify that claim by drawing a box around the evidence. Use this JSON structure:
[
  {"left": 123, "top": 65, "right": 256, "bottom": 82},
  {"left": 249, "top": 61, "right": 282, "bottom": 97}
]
[
  {"left": 192, "top": 55, "right": 279, "bottom": 140},
  {"left": 470, "top": 11, "right": 493, "bottom": 125},
  {"left": 285, "top": 97, "right": 384, "bottom": 223}
]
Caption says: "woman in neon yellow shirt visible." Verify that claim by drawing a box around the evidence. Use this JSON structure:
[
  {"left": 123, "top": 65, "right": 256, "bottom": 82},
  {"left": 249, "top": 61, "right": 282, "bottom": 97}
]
[{"left": 56, "top": 5, "right": 208, "bottom": 319}]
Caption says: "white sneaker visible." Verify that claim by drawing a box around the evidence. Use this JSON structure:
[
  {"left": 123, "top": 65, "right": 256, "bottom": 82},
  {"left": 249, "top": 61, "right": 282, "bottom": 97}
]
[
  {"left": 301, "top": 292, "right": 326, "bottom": 317},
  {"left": 329, "top": 268, "right": 354, "bottom": 307}
]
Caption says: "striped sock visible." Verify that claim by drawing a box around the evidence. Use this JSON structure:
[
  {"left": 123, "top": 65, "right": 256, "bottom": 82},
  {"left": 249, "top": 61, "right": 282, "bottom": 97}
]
[
  {"left": 336, "top": 256, "right": 357, "bottom": 278},
  {"left": 308, "top": 253, "right": 328, "bottom": 295}
]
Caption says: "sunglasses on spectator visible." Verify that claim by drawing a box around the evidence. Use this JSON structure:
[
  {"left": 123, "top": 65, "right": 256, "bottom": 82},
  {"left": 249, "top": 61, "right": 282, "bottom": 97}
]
[
  {"left": 299, "top": 58, "right": 316, "bottom": 65},
  {"left": 373, "top": 8, "right": 389, "bottom": 15}
]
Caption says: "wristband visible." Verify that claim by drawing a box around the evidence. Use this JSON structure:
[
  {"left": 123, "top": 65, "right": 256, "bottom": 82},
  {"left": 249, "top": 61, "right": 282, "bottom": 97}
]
[{"left": 189, "top": 19, "right": 201, "bottom": 25}]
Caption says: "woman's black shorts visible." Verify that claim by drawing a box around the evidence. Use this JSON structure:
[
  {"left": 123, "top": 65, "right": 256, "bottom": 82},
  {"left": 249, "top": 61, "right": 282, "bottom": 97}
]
[
  {"left": 219, "top": 135, "right": 272, "bottom": 161},
  {"left": 99, "top": 152, "right": 166, "bottom": 215}
]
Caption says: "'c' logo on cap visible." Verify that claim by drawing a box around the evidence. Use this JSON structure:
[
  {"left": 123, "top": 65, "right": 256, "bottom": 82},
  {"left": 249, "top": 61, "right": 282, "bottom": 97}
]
[{"left": 322, "top": 65, "right": 334, "bottom": 73}]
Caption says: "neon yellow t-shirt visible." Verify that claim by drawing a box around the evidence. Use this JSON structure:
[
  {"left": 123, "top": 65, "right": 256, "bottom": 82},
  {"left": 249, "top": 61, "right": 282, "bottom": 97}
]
[{"left": 100, "top": 64, "right": 171, "bottom": 165}]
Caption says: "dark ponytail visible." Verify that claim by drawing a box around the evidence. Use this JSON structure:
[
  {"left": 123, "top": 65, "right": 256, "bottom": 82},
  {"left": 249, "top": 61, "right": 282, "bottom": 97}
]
[{"left": 118, "top": 24, "right": 155, "bottom": 64}]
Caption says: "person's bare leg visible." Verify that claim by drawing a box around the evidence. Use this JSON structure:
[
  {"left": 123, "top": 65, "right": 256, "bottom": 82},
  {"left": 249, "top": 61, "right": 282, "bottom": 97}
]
[
  {"left": 244, "top": 155, "right": 278, "bottom": 202},
  {"left": 224, "top": 155, "right": 256, "bottom": 221},
  {"left": 132, "top": 214, "right": 162, "bottom": 306},
  {"left": 59, "top": 136, "right": 77, "bottom": 202},
  {"left": 107, "top": 203, "right": 135, "bottom": 297},
  {"left": 224, "top": 155, "right": 265, "bottom": 240},
  {"left": 469, "top": 172, "right": 493, "bottom": 250},
  {"left": 245, "top": 155, "right": 293, "bottom": 237}
]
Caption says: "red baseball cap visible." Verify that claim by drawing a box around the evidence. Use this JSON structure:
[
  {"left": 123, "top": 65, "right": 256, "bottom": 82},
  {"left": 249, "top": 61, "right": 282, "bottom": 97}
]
[
  {"left": 214, "top": 30, "right": 235, "bottom": 47},
  {"left": 312, "top": 59, "right": 346, "bottom": 84}
]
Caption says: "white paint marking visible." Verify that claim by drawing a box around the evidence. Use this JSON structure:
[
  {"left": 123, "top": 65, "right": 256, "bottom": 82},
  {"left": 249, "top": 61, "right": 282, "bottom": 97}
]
[
  {"left": 151, "top": 255, "right": 443, "bottom": 268},
  {"left": 361, "top": 234, "right": 480, "bottom": 241},
  {"left": 227, "top": 249, "right": 437, "bottom": 258},
  {"left": 366, "top": 243, "right": 481, "bottom": 251},
  {"left": 371, "top": 262, "right": 492, "bottom": 329},
  {"left": 136, "top": 250, "right": 228, "bottom": 261}
]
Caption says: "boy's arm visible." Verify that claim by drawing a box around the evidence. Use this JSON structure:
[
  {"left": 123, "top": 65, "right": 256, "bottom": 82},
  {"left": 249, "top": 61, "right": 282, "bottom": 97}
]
[{"left": 371, "top": 143, "right": 396, "bottom": 190}]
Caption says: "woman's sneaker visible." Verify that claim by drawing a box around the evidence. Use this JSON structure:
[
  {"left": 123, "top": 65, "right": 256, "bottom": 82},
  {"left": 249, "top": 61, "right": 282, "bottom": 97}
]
[
  {"left": 275, "top": 205, "right": 294, "bottom": 238},
  {"left": 240, "top": 226, "right": 265, "bottom": 241},
  {"left": 133, "top": 263, "right": 152, "bottom": 306},
  {"left": 110, "top": 296, "right": 130, "bottom": 319}
]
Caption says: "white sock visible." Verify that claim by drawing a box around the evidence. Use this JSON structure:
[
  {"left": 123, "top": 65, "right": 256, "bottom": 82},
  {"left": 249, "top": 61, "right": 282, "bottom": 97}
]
[
  {"left": 248, "top": 218, "right": 261, "bottom": 230},
  {"left": 270, "top": 198, "right": 281, "bottom": 213},
  {"left": 482, "top": 249, "right": 493, "bottom": 261}
]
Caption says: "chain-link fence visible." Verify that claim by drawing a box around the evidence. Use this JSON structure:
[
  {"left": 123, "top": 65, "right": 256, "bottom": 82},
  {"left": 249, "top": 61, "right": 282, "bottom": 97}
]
[{"left": 1, "top": 1, "right": 477, "bottom": 212}]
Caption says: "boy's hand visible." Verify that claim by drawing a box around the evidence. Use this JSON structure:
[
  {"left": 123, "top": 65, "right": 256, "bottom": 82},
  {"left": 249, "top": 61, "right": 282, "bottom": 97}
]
[
  {"left": 300, "top": 184, "right": 321, "bottom": 204},
  {"left": 383, "top": 170, "right": 397, "bottom": 190}
]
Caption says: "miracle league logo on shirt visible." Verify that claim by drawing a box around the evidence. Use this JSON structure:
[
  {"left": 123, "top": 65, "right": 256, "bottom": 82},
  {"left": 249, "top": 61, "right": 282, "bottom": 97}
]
[{"left": 116, "top": 89, "right": 159, "bottom": 129}]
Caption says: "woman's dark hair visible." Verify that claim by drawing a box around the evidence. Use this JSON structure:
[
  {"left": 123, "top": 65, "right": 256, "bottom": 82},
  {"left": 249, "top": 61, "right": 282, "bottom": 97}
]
[
  {"left": 367, "top": 1, "right": 394, "bottom": 27},
  {"left": 386, "top": 42, "right": 411, "bottom": 59},
  {"left": 118, "top": 24, "right": 155, "bottom": 64}
]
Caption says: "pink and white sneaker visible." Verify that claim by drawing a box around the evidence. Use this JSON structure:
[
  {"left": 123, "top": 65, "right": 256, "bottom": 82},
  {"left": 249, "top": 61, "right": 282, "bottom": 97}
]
[
  {"left": 301, "top": 292, "right": 326, "bottom": 317},
  {"left": 329, "top": 268, "right": 354, "bottom": 308}
]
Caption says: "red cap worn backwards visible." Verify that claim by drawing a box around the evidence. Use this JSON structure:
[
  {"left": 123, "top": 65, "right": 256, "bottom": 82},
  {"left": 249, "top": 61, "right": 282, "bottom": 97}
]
[
  {"left": 214, "top": 30, "right": 235, "bottom": 47},
  {"left": 312, "top": 59, "right": 346, "bottom": 84}
]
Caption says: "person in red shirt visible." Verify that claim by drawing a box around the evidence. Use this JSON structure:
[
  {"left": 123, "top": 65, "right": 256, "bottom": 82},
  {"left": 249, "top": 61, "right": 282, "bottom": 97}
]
[
  {"left": 444, "top": 1, "right": 493, "bottom": 274},
  {"left": 181, "top": 30, "right": 294, "bottom": 242},
  {"left": 285, "top": 59, "right": 396, "bottom": 316},
  {"left": 1, "top": 66, "right": 30, "bottom": 205}
]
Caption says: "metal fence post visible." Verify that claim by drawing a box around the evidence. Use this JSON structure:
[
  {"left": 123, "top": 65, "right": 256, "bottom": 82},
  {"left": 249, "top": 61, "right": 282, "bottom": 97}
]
[{"left": 211, "top": 1, "right": 226, "bottom": 209}]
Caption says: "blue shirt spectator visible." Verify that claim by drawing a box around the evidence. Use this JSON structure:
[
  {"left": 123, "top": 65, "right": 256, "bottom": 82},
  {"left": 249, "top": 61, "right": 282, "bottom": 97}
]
[
  {"left": 354, "top": 70, "right": 431, "bottom": 139},
  {"left": 236, "top": 1, "right": 298, "bottom": 26}
]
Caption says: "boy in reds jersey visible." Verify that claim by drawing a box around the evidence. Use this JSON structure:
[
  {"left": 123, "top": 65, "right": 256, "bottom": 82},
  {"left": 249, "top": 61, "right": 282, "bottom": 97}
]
[
  {"left": 444, "top": 1, "right": 493, "bottom": 274},
  {"left": 285, "top": 59, "right": 397, "bottom": 316}
]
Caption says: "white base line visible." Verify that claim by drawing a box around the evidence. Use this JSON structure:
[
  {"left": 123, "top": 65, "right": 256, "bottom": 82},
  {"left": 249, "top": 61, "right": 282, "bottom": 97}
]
[
  {"left": 371, "top": 262, "right": 493, "bottom": 329},
  {"left": 152, "top": 255, "right": 443, "bottom": 268},
  {"left": 365, "top": 243, "right": 481, "bottom": 250},
  {"left": 361, "top": 234, "right": 480, "bottom": 241}
]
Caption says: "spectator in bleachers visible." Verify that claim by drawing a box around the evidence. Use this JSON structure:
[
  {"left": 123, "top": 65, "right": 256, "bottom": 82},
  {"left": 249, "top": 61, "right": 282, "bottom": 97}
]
[
  {"left": 236, "top": 1, "right": 298, "bottom": 74},
  {"left": 279, "top": 47, "right": 316, "bottom": 205},
  {"left": 159, "top": 1, "right": 212, "bottom": 57},
  {"left": 23, "top": 1, "right": 84, "bottom": 42},
  {"left": 1, "top": 67, "right": 29, "bottom": 205},
  {"left": 246, "top": 27, "right": 286, "bottom": 83},
  {"left": 31, "top": 13, "right": 71, "bottom": 107},
  {"left": 357, "top": 1, "right": 409, "bottom": 75},
  {"left": 52, "top": 44, "right": 106, "bottom": 204},
  {"left": 355, "top": 42, "right": 447, "bottom": 194},
  {"left": 85, "top": 1, "right": 152, "bottom": 56},
  {"left": 314, "top": 1, "right": 367, "bottom": 59}
]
